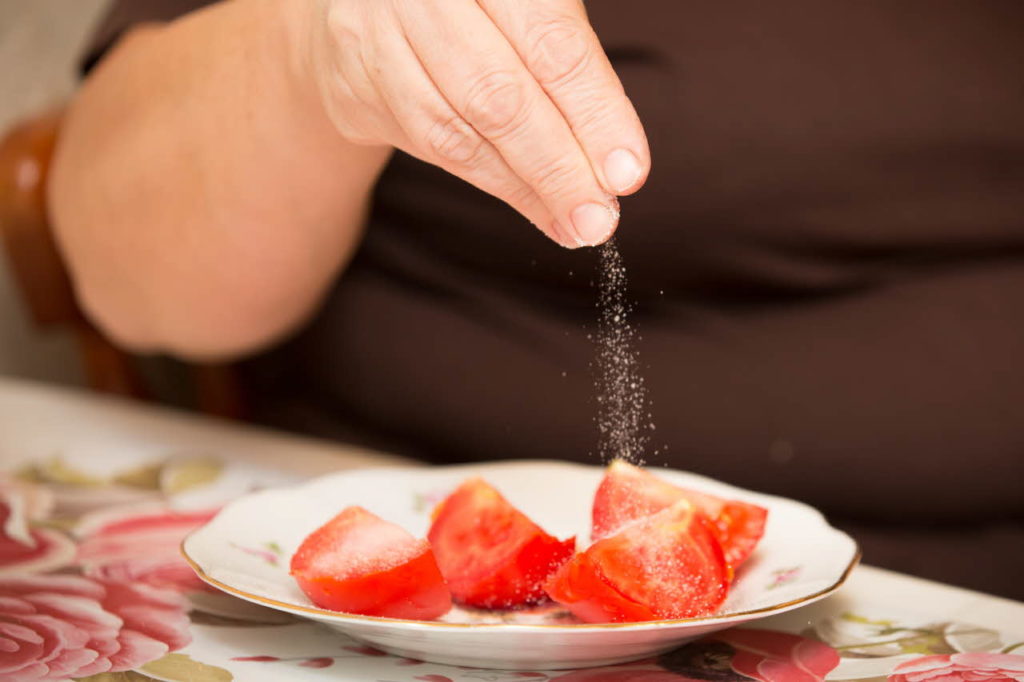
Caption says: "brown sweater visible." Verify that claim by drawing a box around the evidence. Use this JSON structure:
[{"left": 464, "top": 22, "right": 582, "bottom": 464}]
[{"left": 85, "top": 0, "right": 1024, "bottom": 599}]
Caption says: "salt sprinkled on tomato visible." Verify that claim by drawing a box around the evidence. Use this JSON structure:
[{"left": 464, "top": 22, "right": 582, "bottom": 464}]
[
  {"left": 290, "top": 506, "right": 451, "bottom": 620},
  {"left": 429, "top": 478, "right": 575, "bottom": 609},
  {"left": 546, "top": 500, "right": 730, "bottom": 623},
  {"left": 592, "top": 460, "right": 767, "bottom": 570}
]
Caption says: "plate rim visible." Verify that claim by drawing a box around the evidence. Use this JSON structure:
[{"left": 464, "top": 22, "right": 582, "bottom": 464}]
[{"left": 181, "top": 460, "right": 861, "bottom": 632}]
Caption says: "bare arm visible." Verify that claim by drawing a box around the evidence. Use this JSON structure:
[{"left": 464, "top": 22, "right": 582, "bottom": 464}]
[{"left": 50, "top": 0, "right": 391, "bottom": 359}]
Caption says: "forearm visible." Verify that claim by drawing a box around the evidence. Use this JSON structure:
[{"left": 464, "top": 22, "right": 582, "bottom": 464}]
[{"left": 49, "top": 0, "right": 391, "bottom": 359}]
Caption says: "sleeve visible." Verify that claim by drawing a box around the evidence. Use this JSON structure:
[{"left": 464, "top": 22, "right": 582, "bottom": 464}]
[{"left": 81, "top": 0, "right": 217, "bottom": 74}]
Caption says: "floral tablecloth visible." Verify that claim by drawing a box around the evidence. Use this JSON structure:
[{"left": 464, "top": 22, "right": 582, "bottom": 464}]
[{"left": 1, "top": 378, "right": 1022, "bottom": 682}]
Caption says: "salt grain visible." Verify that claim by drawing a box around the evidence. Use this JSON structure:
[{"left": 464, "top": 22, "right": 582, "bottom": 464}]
[{"left": 593, "top": 239, "right": 650, "bottom": 464}]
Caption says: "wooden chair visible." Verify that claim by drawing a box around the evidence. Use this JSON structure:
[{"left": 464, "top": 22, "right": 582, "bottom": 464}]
[{"left": 0, "top": 110, "right": 244, "bottom": 418}]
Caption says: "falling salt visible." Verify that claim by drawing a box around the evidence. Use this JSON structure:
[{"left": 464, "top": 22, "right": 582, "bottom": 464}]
[{"left": 593, "top": 239, "right": 650, "bottom": 464}]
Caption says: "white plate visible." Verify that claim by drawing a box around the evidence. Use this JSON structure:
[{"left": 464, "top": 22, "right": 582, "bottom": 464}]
[{"left": 182, "top": 460, "right": 858, "bottom": 669}]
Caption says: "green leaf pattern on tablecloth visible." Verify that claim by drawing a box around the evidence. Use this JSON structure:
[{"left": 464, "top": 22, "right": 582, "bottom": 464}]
[
  {"left": 19, "top": 455, "right": 106, "bottom": 487},
  {"left": 1003, "top": 641, "right": 1024, "bottom": 654},
  {"left": 160, "top": 455, "right": 224, "bottom": 494},
  {"left": 15, "top": 452, "right": 225, "bottom": 495},
  {"left": 142, "top": 654, "right": 233, "bottom": 682},
  {"left": 112, "top": 461, "right": 165, "bottom": 490},
  {"left": 810, "top": 612, "right": 1003, "bottom": 658},
  {"left": 804, "top": 608, "right": 1024, "bottom": 681},
  {"left": 76, "top": 671, "right": 163, "bottom": 681}
]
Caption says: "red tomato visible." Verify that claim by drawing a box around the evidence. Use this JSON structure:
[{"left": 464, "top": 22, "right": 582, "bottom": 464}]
[
  {"left": 428, "top": 478, "right": 575, "bottom": 609},
  {"left": 290, "top": 506, "right": 451, "bottom": 620},
  {"left": 546, "top": 500, "right": 730, "bottom": 622},
  {"left": 592, "top": 460, "right": 768, "bottom": 569}
]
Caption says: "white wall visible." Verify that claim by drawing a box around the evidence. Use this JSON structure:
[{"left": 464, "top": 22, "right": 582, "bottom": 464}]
[{"left": 0, "top": 0, "right": 110, "bottom": 385}]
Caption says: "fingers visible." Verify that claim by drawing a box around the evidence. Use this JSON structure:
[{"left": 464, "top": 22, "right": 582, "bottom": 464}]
[
  {"left": 367, "top": 12, "right": 573, "bottom": 246},
  {"left": 478, "top": 0, "right": 650, "bottom": 197},
  {"left": 399, "top": 0, "right": 620, "bottom": 247}
]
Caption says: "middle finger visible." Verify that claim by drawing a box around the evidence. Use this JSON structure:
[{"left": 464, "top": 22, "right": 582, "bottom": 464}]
[{"left": 398, "top": 0, "right": 620, "bottom": 247}]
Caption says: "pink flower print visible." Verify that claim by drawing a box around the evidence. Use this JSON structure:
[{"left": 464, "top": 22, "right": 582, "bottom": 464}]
[
  {"left": 75, "top": 506, "right": 218, "bottom": 592},
  {"left": 0, "top": 477, "right": 75, "bottom": 575},
  {"left": 888, "top": 652, "right": 1024, "bottom": 682},
  {"left": 713, "top": 628, "right": 840, "bottom": 682},
  {"left": 0, "top": 574, "right": 191, "bottom": 681},
  {"left": 657, "top": 628, "right": 840, "bottom": 682}
]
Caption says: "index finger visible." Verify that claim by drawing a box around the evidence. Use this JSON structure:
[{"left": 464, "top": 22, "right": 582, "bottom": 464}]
[
  {"left": 400, "top": 0, "right": 620, "bottom": 247},
  {"left": 479, "top": 0, "right": 651, "bottom": 196}
]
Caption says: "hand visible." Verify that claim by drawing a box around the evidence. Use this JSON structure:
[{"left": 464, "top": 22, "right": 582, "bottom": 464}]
[{"left": 304, "top": 0, "right": 650, "bottom": 247}]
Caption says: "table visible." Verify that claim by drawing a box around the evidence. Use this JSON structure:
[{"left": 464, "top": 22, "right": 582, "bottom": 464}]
[{"left": 2, "top": 377, "right": 1022, "bottom": 682}]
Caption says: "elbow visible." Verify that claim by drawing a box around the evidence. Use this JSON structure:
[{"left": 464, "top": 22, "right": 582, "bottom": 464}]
[
  {"left": 51, "top": 200, "right": 312, "bottom": 362},
  {"left": 49, "top": 142, "right": 319, "bottom": 362},
  {"left": 71, "top": 266, "right": 316, "bottom": 362},
  {"left": 50, "top": 202, "right": 322, "bottom": 362}
]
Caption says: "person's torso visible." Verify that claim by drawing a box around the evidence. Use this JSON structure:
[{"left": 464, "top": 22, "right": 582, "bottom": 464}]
[{"left": 252, "top": 0, "right": 1024, "bottom": 524}]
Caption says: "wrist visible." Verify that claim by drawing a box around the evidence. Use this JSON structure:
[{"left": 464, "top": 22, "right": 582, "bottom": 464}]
[
  {"left": 256, "top": 0, "right": 323, "bottom": 123},
  {"left": 261, "top": 0, "right": 392, "bottom": 162}
]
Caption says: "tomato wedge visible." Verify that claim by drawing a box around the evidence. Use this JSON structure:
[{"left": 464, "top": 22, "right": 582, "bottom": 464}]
[
  {"left": 290, "top": 506, "right": 451, "bottom": 619},
  {"left": 428, "top": 478, "right": 575, "bottom": 609},
  {"left": 592, "top": 460, "right": 768, "bottom": 569},
  {"left": 546, "top": 500, "right": 729, "bottom": 622}
]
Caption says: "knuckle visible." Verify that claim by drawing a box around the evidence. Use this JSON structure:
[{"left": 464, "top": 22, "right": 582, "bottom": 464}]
[
  {"left": 566, "top": 96, "right": 608, "bottom": 134},
  {"left": 340, "top": 127, "right": 377, "bottom": 146},
  {"left": 330, "top": 108, "right": 378, "bottom": 145},
  {"left": 324, "top": 7, "right": 372, "bottom": 86},
  {"left": 462, "top": 71, "right": 530, "bottom": 138},
  {"left": 425, "top": 115, "right": 484, "bottom": 165},
  {"left": 326, "top": 5, "right": 360, "bottom": 50},
  {"left": 526, "top": 16, "right": 592, "bottom": 86},
  {"left": 503, "top": 182, "right": 538, "bottom": 209},
  {"left": 531, "top": 159, "right": 580, "bottom": 197}
]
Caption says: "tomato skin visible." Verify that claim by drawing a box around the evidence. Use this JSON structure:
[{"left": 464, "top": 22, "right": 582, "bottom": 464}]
[
  {"left": 290, "top": 507, "right": 451, "bottom": 620},
  {"left": 706, "top": 499, "right": 767, "bottom": 570},
  {"left": 592, "top": 460, "right": 767, "bottom": 569},
  {"left": 544, "top": 552, "right": 658, "bottom": 623},
  {"left": 547, "top": 501, "right": 730, "bottom": 623},
  {"left": 463, "top": 532, "right": 575, "bottom": 608},
  {"left": 591, "top": 461, "right": 682, "bottom": 539},
  {"left": 428, "top": 478, "right": 575, "bottom": 609}
]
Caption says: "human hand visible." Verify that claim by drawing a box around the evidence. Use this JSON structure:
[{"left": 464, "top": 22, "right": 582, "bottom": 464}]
[{"left": 304, "top": 0, "right": 650, "bottom": 247}]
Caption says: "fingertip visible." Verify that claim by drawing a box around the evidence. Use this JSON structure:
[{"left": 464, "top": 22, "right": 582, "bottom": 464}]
[
  {"left": 603, "top": 148, "right": 642, "bottom": 194},
  {"left": 569, "top": 198, "right": 619, "bottom": 247},
  {"left": 615, "top": 163, "right": 651, "bottom": 197}
]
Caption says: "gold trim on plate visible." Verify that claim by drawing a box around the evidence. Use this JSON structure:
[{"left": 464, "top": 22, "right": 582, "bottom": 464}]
[{"left": 180, "top": 536, "right": 860, "bottom": 631}]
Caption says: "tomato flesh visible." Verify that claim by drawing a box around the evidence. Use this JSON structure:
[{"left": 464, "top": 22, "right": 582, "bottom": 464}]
[
  {"left": 546, "top": 500, "right": 730, "bottom": 622},
  {"left": 428, "top": 478, "right": 575, "bottom": 608},
  {"left": 290, "top": 506, "right": 451, "bottom": 619},
  {"left": 592, "top": 460, "right": 768, "bottom": 569}
]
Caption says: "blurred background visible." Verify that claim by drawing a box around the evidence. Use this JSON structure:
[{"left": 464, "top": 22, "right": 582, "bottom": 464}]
[{"left": 0, "top": 0, "right": 109, "bottom": 387}]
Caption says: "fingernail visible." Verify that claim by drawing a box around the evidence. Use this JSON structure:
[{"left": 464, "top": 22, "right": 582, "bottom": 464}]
[
  {"left": 571, "top": 202, "right": 619, "bottom": 247},
  {"left": 603, "top": 148, "right": 642, "bottom": 194}
]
